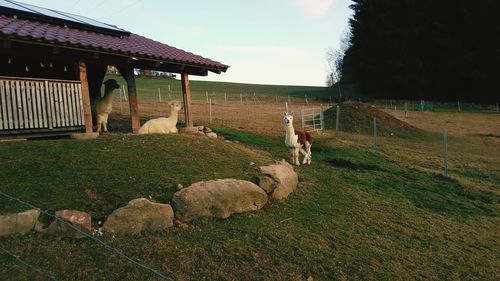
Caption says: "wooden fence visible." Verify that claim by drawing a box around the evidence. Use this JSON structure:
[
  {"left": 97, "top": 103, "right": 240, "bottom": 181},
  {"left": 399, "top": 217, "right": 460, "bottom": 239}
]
[{"left": 0, "top": 77, "right": 85, "bottom": 134}]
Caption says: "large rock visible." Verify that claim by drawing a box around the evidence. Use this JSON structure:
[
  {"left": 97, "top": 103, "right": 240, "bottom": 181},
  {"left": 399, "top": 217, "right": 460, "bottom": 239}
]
[
  {"left": 103, "top": 198, "right": 174, "bottom": 235},
  {"left": 259, "top": 160, "right": 299, "bottom": 200},
  {"left": 172, "top": 179, "right": 268, "bottom": 222},
  {"left": 0, "top": 209, "right": 40, "bottom": 236},
  {"left": 37, "top": 210, "right": 91, "bottom": 238}
]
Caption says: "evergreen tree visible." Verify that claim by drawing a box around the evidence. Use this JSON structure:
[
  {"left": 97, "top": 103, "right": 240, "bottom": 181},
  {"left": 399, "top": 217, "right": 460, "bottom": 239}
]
[{"left": 342, "top": 0, "right": 499, "bottom": 103}]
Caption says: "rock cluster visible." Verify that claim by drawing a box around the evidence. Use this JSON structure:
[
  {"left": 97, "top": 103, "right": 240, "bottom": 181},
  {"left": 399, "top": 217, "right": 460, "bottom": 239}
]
[
  {"left": 1, "top": 161, "right": 299, "bottom": 237},
  {"left": 178, "top": 125, "right": 218, "bottom": 138}
]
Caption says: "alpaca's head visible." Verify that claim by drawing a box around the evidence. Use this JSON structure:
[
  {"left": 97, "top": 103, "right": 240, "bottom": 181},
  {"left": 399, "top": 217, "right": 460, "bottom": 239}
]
[
  {"left": 103, "top": 79, "right": 120, "bottom": 92},
  {"left": 283, "top": 111, "right": 293, "bottom": 125},
  {"left": 168, "top": 101, "right": 183, "bottom": 113}
]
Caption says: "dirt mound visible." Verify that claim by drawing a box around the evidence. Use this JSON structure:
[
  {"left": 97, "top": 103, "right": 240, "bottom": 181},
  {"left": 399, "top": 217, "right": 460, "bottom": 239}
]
[{"left": 324, "top": 102, "right": 422, "bottom": 137}]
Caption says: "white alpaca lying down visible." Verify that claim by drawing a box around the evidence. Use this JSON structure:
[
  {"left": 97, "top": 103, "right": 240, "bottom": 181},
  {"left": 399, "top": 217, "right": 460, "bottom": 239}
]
[{"left": 138, "top": 101, "right": 183, "bottom": 134}]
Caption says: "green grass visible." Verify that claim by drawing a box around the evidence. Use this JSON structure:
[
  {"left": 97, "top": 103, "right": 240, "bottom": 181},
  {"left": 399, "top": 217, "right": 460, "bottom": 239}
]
[
  {"left": 0, "top": 134, "right": 272, "bottom": 220},
  {"left": 0, "top": 129, "right": 498, "bottom": 280}
]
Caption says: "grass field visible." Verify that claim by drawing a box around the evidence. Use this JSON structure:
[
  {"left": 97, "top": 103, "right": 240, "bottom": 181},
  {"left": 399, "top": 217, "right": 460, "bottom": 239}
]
[
  {"left": 107, "top": 75, "right": 338, "bottom": 103},
  {"left": 0, "top": 78, "right": 499, "bottom": 280}
]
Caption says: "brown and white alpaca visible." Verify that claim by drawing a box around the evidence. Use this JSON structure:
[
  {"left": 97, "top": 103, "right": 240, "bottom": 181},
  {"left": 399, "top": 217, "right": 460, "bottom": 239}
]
[
  {"left": 94, "top": 79, "right": 120, "bottom": 133},
  {"left": 138, "top": 101, "right": 183, "bottom": 134},
  {"left": 284, "top": 111, "right": 312, "bottom": 165}
]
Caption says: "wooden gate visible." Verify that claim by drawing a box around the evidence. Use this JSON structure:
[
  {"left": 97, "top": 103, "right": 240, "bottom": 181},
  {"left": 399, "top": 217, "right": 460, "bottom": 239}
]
[{"left": 0, "top": 77, "right": 85, "bottom": 134}]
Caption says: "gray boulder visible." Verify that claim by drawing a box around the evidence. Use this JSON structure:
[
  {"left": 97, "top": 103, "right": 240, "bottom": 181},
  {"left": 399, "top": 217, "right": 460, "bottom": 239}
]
[
  {"left": 0, "top": 209, "right": 40, "bottom": 236},
  {"left": 259, "top": 160, "right": 299, "bottom": 200},
  {"left": 172, "top": 179, "right": 268, "bottom": 222},
  {"left": 103, "top": 198, "right": 174, "bottom": 235}
]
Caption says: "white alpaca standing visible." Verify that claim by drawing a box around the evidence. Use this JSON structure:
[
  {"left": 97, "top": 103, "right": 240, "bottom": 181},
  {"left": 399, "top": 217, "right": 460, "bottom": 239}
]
[
  {"left": 284, "top": 111, "right": 312, "bottom": 165},
  {"left": 94, "top": 79, "right": 120, "bottom": 133},
  {"left": 138, "top": 101, "right": 183, "bottom": 134}
]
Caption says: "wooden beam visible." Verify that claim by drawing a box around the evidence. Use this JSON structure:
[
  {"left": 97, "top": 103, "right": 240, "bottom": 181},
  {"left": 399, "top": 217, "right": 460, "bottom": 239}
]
[
  {"left": 120, "top": 68, "right": 140, "bottom": 133},
  {"left": 181, "top": 73, "right": 193, "bottom": 128},
  {"left": 78, "top": 61, "right": 93, "bottom": 133}
]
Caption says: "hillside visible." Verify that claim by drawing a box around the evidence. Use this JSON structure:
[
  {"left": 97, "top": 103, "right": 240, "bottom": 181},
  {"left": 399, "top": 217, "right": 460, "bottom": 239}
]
[{"left": 106, "top": 75, "right": 331, "bottom": 101}]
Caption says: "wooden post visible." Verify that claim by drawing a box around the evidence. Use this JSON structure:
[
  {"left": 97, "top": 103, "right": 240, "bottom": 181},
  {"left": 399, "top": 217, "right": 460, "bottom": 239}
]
[
  {"left": 123, "top": 70, "right": 140, "bottom": 133},
  {"left": 181, "top": 73, "right": 193, "bottom": 128},
  {"left": 209, "top": 97, "right": 212, "bottom": 124},
  {"left": 373, "top": 117, "right": 377, "bottom": 147},
  {"left": 78, "top": 61, "right": 93, "bottom": 133}
]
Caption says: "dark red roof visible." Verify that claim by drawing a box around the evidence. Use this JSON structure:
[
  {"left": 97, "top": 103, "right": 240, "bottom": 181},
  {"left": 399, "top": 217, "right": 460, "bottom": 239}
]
[{"left": 0, "top": 14, "right": 229, "bottom": 73}]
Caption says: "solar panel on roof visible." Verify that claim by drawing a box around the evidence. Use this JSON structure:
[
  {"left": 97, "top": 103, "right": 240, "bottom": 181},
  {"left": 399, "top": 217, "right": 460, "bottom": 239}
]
[{"left": 0, "top": 0, "right": 130, "bottom": 36}]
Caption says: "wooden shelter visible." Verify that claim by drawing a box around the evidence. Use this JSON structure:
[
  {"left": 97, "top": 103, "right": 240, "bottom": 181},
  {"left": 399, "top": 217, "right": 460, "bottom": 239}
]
[{"left": 0, "top": 0, "right": 228, "bottom": 137}]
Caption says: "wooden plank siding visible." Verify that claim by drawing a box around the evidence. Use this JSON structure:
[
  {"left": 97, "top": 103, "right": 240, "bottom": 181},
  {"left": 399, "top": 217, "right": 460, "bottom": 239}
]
[{"left": 0, "top": 77, "right": 85, "bottom": 134}]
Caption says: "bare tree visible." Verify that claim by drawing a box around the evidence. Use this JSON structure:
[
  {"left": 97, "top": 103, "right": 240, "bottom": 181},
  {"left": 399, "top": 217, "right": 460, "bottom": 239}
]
[{"left": 326, "top": 48, "right": 344, "bottom": 97}]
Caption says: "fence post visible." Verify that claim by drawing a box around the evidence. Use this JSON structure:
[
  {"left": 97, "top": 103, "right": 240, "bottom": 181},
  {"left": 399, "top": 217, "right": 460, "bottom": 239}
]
[
  {"left": 320, "top": 104, "right": 324, "bottom": 131},
  {"left": 335, "top": 105, "right": 340, "bottom": 131},
  {"left": 458, "top": 101, "right": 461, "bottom": 112},
  {"left": 373, "top": 117, "right": 377, "bottom": 147},
  {"left": 240, "top": 94, "right": 243, "bottom": 105},
  {"left": 209, "top": 97, "right": 212, "bottom": 124},
  {"left": 225, "top": 93, "right": 227, "bottom": 104},
  {"left": 119, "top": 89, "right": 123, "bottom": 114},
  {"left": 305, "top": 94, "right": 308, "bottom": 105},
  {"left": 122, "top": 85, "right": 127, "bottom": 101},
  {"left": 276, "top": 96, "right": 278, "bottom": 104},
  {"left": 496, "top": 102, "right": 499, "bottom": 112},
  {"left": 158, "top": 88, "right": 161, "bottom": 102},
  {"left": 301, "top": 106, "right": 305, "bottom": 130},
  {"left": 206, "top": 91, "right": 209, "bottom": 104},
  {"left": 405, "top": 102, "right": 408, "bottom": 117},
  {"left": 443, "top": 129, "right": 448, "bottom": 177}
]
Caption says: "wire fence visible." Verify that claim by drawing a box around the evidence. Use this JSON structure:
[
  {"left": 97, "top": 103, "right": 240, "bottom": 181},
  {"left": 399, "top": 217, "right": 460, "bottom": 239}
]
[{"left": 0, "top": 191, "right": 174, "bottom": 281}]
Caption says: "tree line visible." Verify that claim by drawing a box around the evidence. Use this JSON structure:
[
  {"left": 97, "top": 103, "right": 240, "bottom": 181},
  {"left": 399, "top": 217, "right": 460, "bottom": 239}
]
[{"left": 331, "top": 0, "right": 499, "bottom": 104}]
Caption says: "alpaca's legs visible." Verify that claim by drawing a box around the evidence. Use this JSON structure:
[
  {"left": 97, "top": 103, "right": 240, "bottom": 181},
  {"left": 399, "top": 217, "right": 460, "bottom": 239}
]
[
  {"left": 300, "top": 147, "right": 308, "bottom": 164},
  {"left": 289, "top": 148, "right": 294, "bottom": 164},
  {"left": 305, "top": 141, "right": 312, "bottom": 165},
  {"left": 294, "top": 147, "right": 301, "bottom": 166},
  {"left": 103, "top": 116, "right": 108, "bottom": 132}
]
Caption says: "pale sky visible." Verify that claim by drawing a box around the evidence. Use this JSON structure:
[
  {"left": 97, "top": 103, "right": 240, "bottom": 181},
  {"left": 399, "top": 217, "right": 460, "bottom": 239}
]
[{"left": 15, "top": 0, "right": 353, "bottom": 86}]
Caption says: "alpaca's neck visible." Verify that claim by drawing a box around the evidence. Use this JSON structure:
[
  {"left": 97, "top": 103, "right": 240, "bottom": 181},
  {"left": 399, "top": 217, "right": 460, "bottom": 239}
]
[
  {"left": 285, "top": 123, "right": 295, "bottom": 136},
  {"left": 168, "top": 110, "right": 178, "bottom": 122},
  {"left": 285, "top": 123, "right": 298, "bottom": 147},
  {"left": 102, "top": 88, "right": 115, "bottom": 101}
]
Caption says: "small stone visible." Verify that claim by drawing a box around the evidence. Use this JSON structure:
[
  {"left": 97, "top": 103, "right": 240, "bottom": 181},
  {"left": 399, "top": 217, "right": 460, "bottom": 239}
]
[
  {"left": 224, "top": 140, "right": 232, "bottom": 143},
  {"left": 177, "top": 183, "right": 184, "bottom": 190},
  {"left": 174, "top": 220, "right": 188, "bottom": 229},
  {"left": 307, "top": 277, "right": 314, "bottom": 281},
  {"left": 234, "top": 141, "right": 240, "bottom": 143},
  {"left": 38, "top": 210, "right": 92, "bottom": 238},
  {"left": 206, "top": 132, "right": 217, "bottom": 138},
  {"left": 250, "top": 162, "right": 255, "bottom": 166}
]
